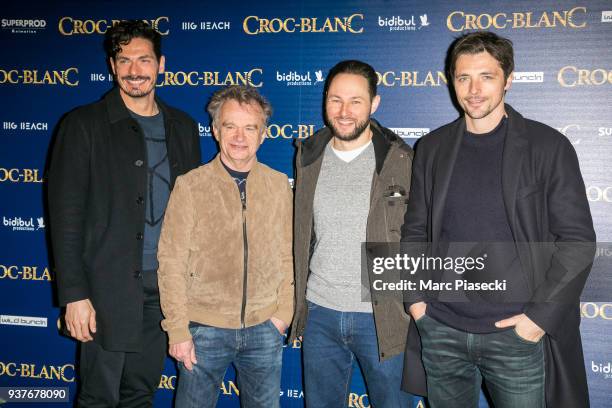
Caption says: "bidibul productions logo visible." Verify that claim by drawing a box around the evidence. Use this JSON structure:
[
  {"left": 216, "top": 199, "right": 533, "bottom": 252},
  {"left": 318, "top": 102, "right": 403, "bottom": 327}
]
[
  {"left": 591, "top": 360, "right": 612, "bottom": 379},
  {"left": 377, "top": 14, "right": 430, "bottom": 31},
  {"left": 2, "top": 216, "right": 45, "bottom": 232},
  {"left": 276, "top": 69, "right": 325, "bottom": 86}
]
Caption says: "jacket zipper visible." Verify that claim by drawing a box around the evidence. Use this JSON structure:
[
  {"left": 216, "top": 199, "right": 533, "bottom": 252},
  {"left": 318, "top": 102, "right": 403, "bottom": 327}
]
[{"left": 240, "top": 198, "right": 248, "bottom": 328}]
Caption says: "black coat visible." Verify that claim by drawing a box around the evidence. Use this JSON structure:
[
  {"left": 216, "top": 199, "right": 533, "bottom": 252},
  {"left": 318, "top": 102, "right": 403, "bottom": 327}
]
[
  {"left": 47, "top": 88, "right": 201, "bottom": 351},
  {"left": 400, "top": 105, "right": 595, "bottom": 408}
]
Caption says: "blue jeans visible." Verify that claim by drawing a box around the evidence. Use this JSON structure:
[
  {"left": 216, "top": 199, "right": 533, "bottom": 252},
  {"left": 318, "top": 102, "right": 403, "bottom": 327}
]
[
  {"left": 416, "top": 314, "right": 545, "bottom": 408},
  {"left": 175, "top": 320, "right": 283, "bottom": 408},
  {"left": 303, "top": 301, "right": 413, "bottom": 408}
]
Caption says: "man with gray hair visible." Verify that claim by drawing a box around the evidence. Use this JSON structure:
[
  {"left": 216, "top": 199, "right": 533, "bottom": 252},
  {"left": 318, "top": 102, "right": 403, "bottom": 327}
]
[{"left": 157, "top": 85, "right": 294, "bottom": 407}]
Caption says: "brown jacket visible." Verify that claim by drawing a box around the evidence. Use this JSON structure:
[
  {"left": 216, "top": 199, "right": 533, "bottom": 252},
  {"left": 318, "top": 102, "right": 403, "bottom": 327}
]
[
  {"left": 158, "top": 156, "right": 294, "bottom": 345},
  {"left": 289, "top": 120, "right": 414, "bottom": 361}
]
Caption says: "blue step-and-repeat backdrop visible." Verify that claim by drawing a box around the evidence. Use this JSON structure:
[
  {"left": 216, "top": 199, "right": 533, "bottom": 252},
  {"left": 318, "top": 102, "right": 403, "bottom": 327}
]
[{"left": 1, "top": 0, "right": 611, "bottom": 406}]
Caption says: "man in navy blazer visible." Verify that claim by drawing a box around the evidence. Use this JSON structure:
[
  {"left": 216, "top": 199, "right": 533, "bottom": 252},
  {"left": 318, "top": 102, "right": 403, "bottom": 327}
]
[{"left": 401, "top": 31, "right": 595, "bottom": 408}]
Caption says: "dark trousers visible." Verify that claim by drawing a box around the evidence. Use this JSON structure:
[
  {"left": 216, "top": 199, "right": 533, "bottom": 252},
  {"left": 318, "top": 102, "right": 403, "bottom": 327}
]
[{"left": 77, "top": 271, "right": 166, "bottom": 408}]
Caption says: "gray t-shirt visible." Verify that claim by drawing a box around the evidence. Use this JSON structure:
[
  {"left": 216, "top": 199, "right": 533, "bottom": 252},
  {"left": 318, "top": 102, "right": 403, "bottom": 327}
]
[
  {"left": 306, "top": 142, "right": 376, "bottom": 313},
  {"left": 130, "top": 110, "right": 170, "bottom": 272}
]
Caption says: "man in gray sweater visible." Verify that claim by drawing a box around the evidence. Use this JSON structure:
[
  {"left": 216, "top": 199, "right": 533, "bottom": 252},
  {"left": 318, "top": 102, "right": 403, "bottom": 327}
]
[{"left": 289, "top": 60, "right": 415, "bottom": 407}]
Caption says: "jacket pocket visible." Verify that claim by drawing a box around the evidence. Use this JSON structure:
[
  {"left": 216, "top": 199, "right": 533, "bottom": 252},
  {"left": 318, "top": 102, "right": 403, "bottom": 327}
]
[{"left": 384, "top": 196, "right": 409, "bottom": 236}]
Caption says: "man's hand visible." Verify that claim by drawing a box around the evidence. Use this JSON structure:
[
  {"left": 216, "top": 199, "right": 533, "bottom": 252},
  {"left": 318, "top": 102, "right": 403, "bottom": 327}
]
[
  {"left": 495, "top": 313, "right": 545, "bottom": 342},
  {"left": 270, "top": 317, "right": 288, "bottom": 335},
  {"left": 65, "top": 299, "right": 96, "bottom": 342},
  {"left": 169, "top": 340, "right": 197, "bottom": 371},
  {"left": 409, "top": 301, "right": 427, "bottom": 321}
]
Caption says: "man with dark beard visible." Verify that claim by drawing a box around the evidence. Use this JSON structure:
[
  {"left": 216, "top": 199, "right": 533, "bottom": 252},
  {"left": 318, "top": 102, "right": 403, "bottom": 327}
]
[
  {"left": 47, "top": 20, "right": 200, "bottom": 406},
  {"left": 289, "top": 60, "right": 415, "bottom": 407}
]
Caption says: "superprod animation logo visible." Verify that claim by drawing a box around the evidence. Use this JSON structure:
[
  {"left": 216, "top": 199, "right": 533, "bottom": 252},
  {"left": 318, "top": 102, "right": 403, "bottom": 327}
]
[
  {"left": 557, "top": 124, "right": 612, "bottom": 145},
  {"left": 243, "top": 13, "right": 363, "bottom": 35},
  {"left": 1, "top": 18, "right": 46, "bottom": 34},
  {"left": 447, "top": 6, "right": 587, "bottom": 31},
  {"left": 58, "top": 17, "right": 169, "bottom": 35}
]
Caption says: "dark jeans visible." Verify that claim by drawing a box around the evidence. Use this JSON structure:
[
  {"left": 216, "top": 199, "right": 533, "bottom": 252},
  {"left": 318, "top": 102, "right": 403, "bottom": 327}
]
[
  {"left": 303, "top": 301, "right": 413, "bottom": 408},
  {"left": 416, "top": 314, "right": 545, "bottom": 408},
  {"left": 175, "top": 320, "right": 283, "bottom": 408}
]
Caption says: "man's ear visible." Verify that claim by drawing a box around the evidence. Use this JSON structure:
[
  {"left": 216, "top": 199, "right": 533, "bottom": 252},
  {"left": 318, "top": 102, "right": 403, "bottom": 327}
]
[
  {"left": 158, "top": 55, "right": 166, "bottom": 74},
  {"left": 370, "top": 95, "right": 381, "bottom": 115}
]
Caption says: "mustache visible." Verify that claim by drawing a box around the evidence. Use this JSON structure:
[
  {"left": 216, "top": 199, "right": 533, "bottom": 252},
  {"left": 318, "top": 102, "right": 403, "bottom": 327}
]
[{"left": 121, "top": 75, "right": 151, "bottom": 81}]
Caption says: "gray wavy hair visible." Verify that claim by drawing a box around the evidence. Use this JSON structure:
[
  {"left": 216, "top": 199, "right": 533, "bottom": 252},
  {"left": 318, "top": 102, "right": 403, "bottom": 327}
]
[{"left": 206, "top": 85, "right": 273, "bottom": 127}]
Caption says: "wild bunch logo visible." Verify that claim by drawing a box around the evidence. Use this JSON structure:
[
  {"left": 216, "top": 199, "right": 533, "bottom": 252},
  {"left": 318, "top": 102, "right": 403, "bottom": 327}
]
[
  {"left": 58, "top": 17, "right": 169, "bottom": 35},
  {"left": 447, "top": 7, "right": 587, "bottom": 31},
  {"left": 243, "top": 14, "right": 363, "bottom": 35},
  {"left": 0, "top": 314, "right": 47, "bottom": 327},
  {"left": 0, "top": 68, "right": 78, "bottom": 86},
  {"left": 390, "top": 128, "right": 430, "bottom": 140},
  {"left": 512, "top": 72, "right": 544, "bottom": 83}
]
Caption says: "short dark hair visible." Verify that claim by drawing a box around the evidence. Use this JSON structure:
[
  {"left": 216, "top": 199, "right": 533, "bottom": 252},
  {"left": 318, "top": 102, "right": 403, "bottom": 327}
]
[
  {"left": 449, "top": 31, "right": 514, "bottom": 80},
  {"left": 207, "top": 85, "right": 273, "bottom": 127},
  {"left": 324, "top": 60, "right": 378, "bottom": 100},
  {"left": 104, "top": 20, "right": 162, "bottom": 61}
]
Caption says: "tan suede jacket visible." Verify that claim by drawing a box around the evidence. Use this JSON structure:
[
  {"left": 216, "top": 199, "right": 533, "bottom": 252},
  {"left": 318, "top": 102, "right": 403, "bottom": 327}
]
[{"left": 158, "top": 155, "right": 294, "bottom": 345}]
